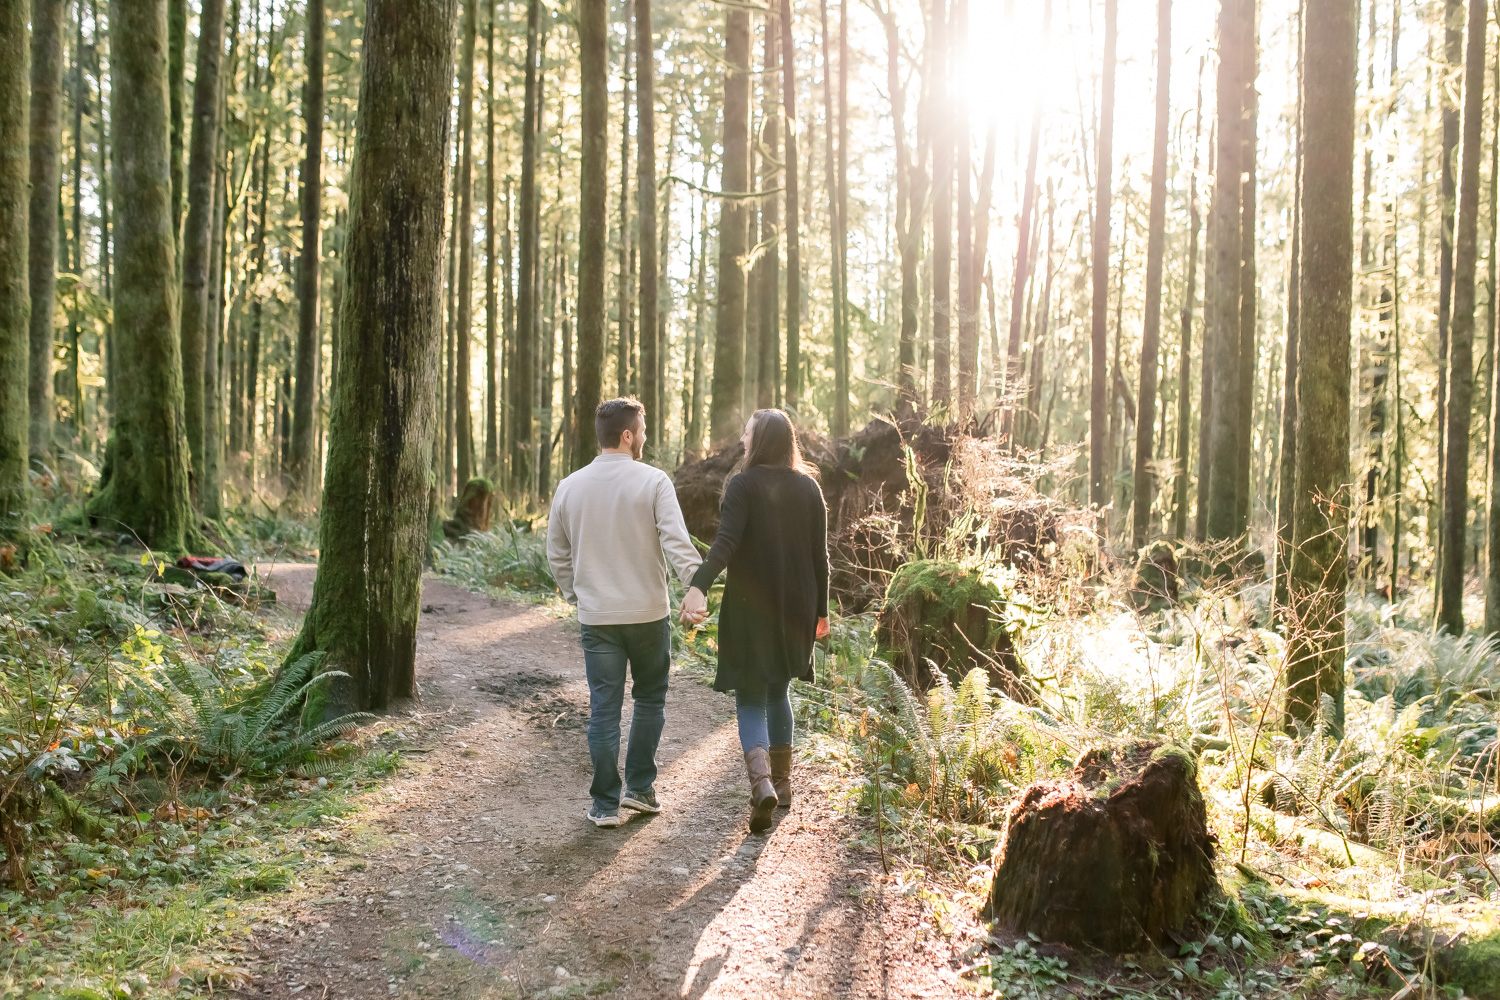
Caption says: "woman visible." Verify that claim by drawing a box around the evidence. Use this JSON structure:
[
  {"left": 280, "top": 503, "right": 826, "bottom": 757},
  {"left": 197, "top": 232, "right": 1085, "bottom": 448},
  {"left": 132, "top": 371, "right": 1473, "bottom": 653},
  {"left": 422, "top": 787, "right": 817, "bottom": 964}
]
[{"left": 681, "top": 409, "right": 830, "bottom": 833}]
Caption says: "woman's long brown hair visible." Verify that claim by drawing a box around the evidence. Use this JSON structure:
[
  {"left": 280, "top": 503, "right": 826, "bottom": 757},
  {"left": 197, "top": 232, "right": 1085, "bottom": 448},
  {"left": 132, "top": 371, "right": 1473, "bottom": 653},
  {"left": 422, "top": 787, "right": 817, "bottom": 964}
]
[{"left": 743, "top": 409, "right": 817, "bottom": 476}]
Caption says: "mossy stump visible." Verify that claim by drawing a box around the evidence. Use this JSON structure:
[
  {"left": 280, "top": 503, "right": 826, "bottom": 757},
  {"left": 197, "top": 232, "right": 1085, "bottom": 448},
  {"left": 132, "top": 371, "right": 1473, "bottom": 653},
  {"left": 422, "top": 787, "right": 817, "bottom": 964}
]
[
  {"left": 444, "top": 477, "right": 495, "bottom": 541},
  {"left": 1128, "top": 542, "right": 1180, "bottom": 612},
  {"left": 985, "top": 741, "right": 1219, "bottom": 952},
  {"left": 874, "top": 559, "right": 1026, "bottom": 698}
]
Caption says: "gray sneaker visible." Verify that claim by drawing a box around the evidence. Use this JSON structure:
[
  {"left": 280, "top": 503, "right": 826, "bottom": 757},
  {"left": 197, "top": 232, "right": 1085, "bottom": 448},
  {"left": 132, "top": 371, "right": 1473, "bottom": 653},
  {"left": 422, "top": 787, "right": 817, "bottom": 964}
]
[
  {"left": 621, "top": 789, "right": 661, "bottom": 814},
  {"left": 586, "top": 806, "right": 622, "bottom": 828}
]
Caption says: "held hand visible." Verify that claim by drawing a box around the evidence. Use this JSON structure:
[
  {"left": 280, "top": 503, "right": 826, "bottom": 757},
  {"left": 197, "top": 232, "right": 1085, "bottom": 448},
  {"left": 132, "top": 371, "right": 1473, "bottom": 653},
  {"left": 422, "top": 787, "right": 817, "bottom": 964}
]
[
  {"left": 679, "top": 586, "right": 709, "bottom": 626},
  {"left": 815, "top": 617, "right": 830, "bottom": 641}
]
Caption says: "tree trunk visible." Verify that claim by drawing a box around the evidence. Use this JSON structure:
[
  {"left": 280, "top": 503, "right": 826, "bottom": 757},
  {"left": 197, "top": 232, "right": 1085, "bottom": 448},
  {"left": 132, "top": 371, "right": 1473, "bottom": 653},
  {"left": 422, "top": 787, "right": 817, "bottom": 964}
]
[
  {"left": 89, "top": 0, "right": 201, "bottom": 553},
  {"left": 952, "top": 0, "right": 975, "bottom": 420},
  {"left": 1285, "top": 0, "right": 1355, "bottom": 733},
  {"left": 1206, "top": 0, "right": 1247, "bottom": 544},
  {"left": 168, "top": 0, "right": 185, "bottom": 246},
  {"left": 1173, "top": 64, "right": 1204, "bottom": 542},
  {"left": 574, "top": 0, "right": 606, "bottom": 473},
  {"left": 180, "top": 0, "right": 225, "bottom": 506},
  {"left": 635, "top": 0, "right": 659, "bottom": 453},
  {"left": 454, "top": 0, "right": 477, "bottom": 488},
  {"left": 1089, "top": 0, "right": 1118, "bottom": 510},
  {"left": 1131, "top": 0, "right": 1171, "bottom": 553},
  {"left": 781, "top": 0, "right": 802, "bottom": 413},
  {"left": 832, "top": 0, "right": 852, "bottom": 431},
  {"left": 0, "top": 0, "right": 29, "bottom": 526},
  {"left": 616, "top": 2, "right": 633, "bottom": 399},
  {"left": 289, "top": 0, "right": 456, "bottom": 715},
  {"left": 1234, "top": 24, "right": 1259, "bottom": 538},
  {"left": 756, "top": 14, "right": 781, "bottom": 413},
  {"left": 1275, "top": 11, "right": 1303, "bottom": 612},
  {"left": 510, "top": 0, "right": 540, "bottom": 495},
  {"left": 484, "top": 0, "right": 498, "bottom": 476},
  {"left": 1436, "top": 0, "right": 1461, "bottom": 556},
  {"left": 928, "top": 0, "right": 951, "bottom": 409},
  {"left": 1004, "top": 49, "right": 1043, "bottom": 438},
  {"left": 28, "top": 0, "right": 64, "bottom": 464},
  {"left": 709, "top": 6, "right": 750, "bottom": 444},
  {"left": 290, "top": 0, "right": 325, "bottom": 502},
  {"left": 1436, "top": 0, "right": 1486, "bottom": 635}
]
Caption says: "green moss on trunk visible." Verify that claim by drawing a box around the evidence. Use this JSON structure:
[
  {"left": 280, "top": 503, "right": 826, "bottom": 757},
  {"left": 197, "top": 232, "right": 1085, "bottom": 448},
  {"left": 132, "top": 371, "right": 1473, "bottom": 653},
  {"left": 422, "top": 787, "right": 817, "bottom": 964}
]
[{"left": 0, "top": 0, "right": 30, "bottom": 527}]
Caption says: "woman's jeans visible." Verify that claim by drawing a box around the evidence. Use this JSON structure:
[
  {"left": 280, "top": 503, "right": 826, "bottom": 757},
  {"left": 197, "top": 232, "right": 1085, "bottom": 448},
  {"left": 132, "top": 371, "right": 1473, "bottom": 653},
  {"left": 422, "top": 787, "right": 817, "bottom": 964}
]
[
  {"left": 579, "top": 619, "right": 671, "bottom": 813},
  {"left": 735, "top": 679, "right": 793, "bottom": 752}
]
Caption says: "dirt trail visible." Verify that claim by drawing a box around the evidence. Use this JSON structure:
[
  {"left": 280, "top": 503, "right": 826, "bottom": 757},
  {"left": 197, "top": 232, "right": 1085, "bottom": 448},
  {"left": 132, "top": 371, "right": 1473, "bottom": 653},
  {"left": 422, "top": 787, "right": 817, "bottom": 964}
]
[{"left": 247, "top": 564, "right": 968, "bottom": 1000}]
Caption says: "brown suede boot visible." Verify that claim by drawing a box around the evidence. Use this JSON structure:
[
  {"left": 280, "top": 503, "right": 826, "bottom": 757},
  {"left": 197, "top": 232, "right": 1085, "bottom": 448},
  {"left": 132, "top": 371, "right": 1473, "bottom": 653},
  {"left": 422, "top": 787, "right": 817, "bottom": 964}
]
[
  {"left": 744, "top": 747, "right": 777, "bottom": 833},
  {"left": 769, "top": 745, "right": 793, "bottom": 808}
]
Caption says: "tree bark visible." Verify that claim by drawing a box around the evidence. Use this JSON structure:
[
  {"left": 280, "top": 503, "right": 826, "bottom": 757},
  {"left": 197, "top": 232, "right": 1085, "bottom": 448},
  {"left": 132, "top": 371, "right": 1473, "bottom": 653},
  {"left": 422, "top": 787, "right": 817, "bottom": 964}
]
[
  {"left": 0, "top": 0, "right": 29, "bottom": 526},
  {"left": 28, "top": 0, "right": 64, "bottom": 464},
  {"left": 1436, "top": 0, "right": 1486, "bottom": 635},
  {"left": 1275, "top": 9, "right": 1303, "bottom": 611},
  {"left": 928, "top": 0, "right": 951, "bottom": 408},
  {"left": 756, "top": 13, "right": 781, "bottom": 413},
  {"left": 575, "top": 0, "right": 606, "bottom": 473},
  {"left": 636, "top": 0, "right": 659, "bottom": 452},
  {"left": 290, "top": 0, "right": 456, "bottom": 715},
  {"left": 290, "top": 0, "right": 325, "bottom": 502},
  {"left": 781, "top": 0, "right": 802, "bottom": 413},
  {"left": 709, "top": 5, "right": 750, "bottom": 443},
  {"left": 1234, "top": 22, "right": 1259, "bottom": 537},
  {"left": 89, "top": 0, "right": 201, "bottom": 553},
  {"left": 511, "top": 0, "right": 540, "bottom": 495},
  {"left": 616, "top": 2, "right": 633, "bottom": 398},
  {"left": 168, "top": 0, "right": 185, "bottom": 246},
  {"left": 1089, "top": 0, "right": 1118, "bottom": 510},
  {"left": 1436, "top": 0, "right": 1461, "bottom": 550},
  {"left": 1131, "top": 0, "right": 1171, "bottom": 553},
  {"left": 180, "top": 0, "right": 225, "bottom": 505},
  {"left": 1173, "top": 63, "right": 1204, "bottom": 542},
  {"left": 1285, "top": 0, "right": 1355, "bottom": 733},
  {"left": 831, "top": 0, "right": 851, "bottom": 431},
  {"left": 484, "top": 0, "right": 498, "bottom": 476},
  {"left": 1003, "top": 4, "right": 1045, "bottom": 439}
]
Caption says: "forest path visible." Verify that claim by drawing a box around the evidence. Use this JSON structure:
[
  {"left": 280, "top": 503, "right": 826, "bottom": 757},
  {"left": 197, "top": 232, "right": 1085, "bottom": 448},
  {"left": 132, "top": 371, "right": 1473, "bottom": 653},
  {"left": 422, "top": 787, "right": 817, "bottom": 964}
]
[{"left": 246, "top": 564, "right": 968, "bottom": 1000}]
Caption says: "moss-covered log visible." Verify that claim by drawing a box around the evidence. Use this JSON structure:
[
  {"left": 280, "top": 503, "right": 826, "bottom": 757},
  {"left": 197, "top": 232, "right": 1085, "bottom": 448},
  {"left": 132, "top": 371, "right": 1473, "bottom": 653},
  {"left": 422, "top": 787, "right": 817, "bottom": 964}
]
[
  {"left": 875, "top": 559, "right": 1027, "bottom": 698},
  {"left": 288, "top": 0, "right": 456, "bottom": 716},
  {"left": 88, "top": 0, "right": 204, "bottom": 555},
  {"left": 986, "top": 741, "right": 1219, "bottom": 952}
]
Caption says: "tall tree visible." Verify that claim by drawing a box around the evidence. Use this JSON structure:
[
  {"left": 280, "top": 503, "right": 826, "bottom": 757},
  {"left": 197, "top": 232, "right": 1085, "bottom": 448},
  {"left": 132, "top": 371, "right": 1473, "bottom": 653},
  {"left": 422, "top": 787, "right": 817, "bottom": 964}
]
[
  {"left": 1275, "top": 11, "right": 1303, "bottom": 610},
  {"left": 1131, "top": 0, "right": 1171, "bottom": 552},
  {"left": 0, "top": 0, "right": 29, "bottom": 525},
  {"left": 89, "top": 0, "right": 201, "bottom": 553},
  {"left": 1233, "top": 14, "right": 1259, "bottom": 534},
  {"left": 1003, "top": 1, "right": 1047, "bottom": 439},
  {"left": 574, "top": 0, "right": 606, "bottom": 473},
  {"left": 290, "top": 0, "right": 456, "bottom": 715},
  {"left": 1285, "top": 0, "right": 1355, "bottom": 732},
  {"left": 928, "top": 0, "right": 952, "bottom": 407},
  {"left": 636, "top": 0, "right": 659, "bottom": 451},
  {"left": 454, "top": 0, "right": 477, "bottom": 487},
  {"left": 1089, "top": 0, "right": 1118, "bottom": 509},
  {"left": 28, "top": 0, "right": 64, "bottom": 464},
  {"left": 1173, "top": 63, "right": 1204, "bottom": 542},
  {"left": 1436, "top": 0, "right": 1486, "bottom": 635},
  {"left": 1435, "top": 0, "right": 1461, "bottom": 544},
  {"left": 756, "top": 13, "right": 781, "bottom": 412},
  {"left": 484, "top": 0, "right": 498, "bottom": 476},
  {"left": 952, "top": 0, "right": 974, "bottom": 419},
  {"left": 180, "top": 0, "right": 227, "bottom": 501},
  {"left": 511, "top": 0, "right": 540, "bottom": 494},
  {"left": 168, "top": 0, "right": 186, "bottom": 243},
  {"left": 781, "top": 0, "right": 802, "bottom": 412},
  {"left": 709, "top": 4, "right": 750, "bottom": 443},
  {"left": 290, "top": 0, "right": 326, "bottom": 501}
]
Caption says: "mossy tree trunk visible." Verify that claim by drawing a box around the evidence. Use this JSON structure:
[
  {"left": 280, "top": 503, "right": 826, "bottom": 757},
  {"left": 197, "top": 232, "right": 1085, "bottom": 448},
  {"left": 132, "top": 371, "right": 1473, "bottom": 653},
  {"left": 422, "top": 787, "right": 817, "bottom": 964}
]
[
  {"left": 180, "top": 0, "right": 227, "bottom": 501},
  {"left": 1436, "top": 0, "right": 1487, "bottom": 635},
  {"left": 709, "top": 5, "right": 749, "bottom": 443},
  {"left": 168, "top": 0, "right": 186, "bottom": 244},
  {"left": 574, "top": 0, "right": 607, "bottom": 474},
  {"left": 0, "top": 0, "right": 30, "bottom": 526},
  {"left": 510, "top": 0, "right": 539, "bottom": 495},
  {"left": 289, "top": 0, "right": 456, "bottom": 715},
  {"left": 289, "top": 0, "right": 325, "bottom": 503},
  {"left": 1088, "top": 0, "right": 1117, "bottom": 509},
  {"left": 454, "top": 0, "right": 476, "bottom": 488},
  {"left": 27, "top": 0, "right": 64, "bottom": 465},
  {"left": 1285, "top": 0, "right": 1355, "bottom": 732},
  {"left": 88, "top": 0, "right": 202, "bottom": 555},
  {"left": 636, "top": 0, "right": 660, "bottom": 454}
]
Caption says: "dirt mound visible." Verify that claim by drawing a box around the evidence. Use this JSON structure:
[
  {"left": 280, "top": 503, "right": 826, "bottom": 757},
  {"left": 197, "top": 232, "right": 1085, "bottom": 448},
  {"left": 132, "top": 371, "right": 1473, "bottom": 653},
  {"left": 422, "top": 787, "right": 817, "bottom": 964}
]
[{"left": 674, "top": 419, "right": 1067, "bottom": 610}]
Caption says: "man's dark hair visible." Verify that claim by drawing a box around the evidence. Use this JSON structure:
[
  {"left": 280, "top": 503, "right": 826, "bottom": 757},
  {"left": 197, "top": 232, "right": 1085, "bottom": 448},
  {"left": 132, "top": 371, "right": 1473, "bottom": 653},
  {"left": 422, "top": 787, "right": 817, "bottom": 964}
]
[{"left": 595, "top": 397, "right": 646, "bottom": 449}]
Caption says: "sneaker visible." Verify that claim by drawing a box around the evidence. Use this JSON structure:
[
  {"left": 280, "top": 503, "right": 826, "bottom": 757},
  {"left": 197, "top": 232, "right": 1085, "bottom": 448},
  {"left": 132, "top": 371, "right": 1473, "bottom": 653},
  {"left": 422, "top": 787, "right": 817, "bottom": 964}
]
[
  {"left": 620, "top": 789, "right": 661, "bottom": 814},
  {"left": 586, "top": 806, "right": 622, "bottom": 828}
]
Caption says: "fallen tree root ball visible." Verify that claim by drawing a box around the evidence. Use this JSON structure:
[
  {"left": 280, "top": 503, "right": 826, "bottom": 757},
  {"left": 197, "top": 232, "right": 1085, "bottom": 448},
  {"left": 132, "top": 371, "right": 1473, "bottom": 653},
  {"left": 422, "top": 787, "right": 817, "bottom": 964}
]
[{"left": 985, "top": 741, "right": 1219, "bottom": 952}]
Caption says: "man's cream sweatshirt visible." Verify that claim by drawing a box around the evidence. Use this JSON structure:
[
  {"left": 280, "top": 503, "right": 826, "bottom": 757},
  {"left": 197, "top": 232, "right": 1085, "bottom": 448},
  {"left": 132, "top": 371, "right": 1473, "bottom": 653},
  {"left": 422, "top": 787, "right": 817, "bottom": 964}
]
[{"left": 546, "top": 453, "right": 702, "bottom": 625}]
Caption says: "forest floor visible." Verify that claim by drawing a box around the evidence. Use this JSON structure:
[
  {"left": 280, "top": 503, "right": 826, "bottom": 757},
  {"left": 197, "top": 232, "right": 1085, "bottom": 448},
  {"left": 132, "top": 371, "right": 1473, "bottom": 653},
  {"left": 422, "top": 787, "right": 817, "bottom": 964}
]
[{"left": 244, "top": 564, "right": 972, "bottom": 1000}]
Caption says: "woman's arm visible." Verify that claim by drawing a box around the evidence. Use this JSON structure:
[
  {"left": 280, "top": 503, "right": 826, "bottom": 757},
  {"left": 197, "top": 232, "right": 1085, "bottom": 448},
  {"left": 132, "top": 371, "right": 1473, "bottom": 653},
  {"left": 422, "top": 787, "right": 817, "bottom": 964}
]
[
  {"left": 812, "top": 480, "right": 830, "bottom": 620},
  {"left": 687, "top": 474, "right": 750, "bottom": 596}
]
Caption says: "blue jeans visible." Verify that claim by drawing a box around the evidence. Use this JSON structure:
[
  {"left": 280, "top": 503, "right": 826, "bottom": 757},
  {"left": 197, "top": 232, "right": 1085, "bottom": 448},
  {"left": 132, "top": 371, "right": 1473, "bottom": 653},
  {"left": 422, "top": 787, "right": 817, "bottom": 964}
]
[
  {"left": 580, "top": 619, "right": 671, "bottom": 813},
  {"left": 734, "top": 679, "right": 793, "bottom": 753}
]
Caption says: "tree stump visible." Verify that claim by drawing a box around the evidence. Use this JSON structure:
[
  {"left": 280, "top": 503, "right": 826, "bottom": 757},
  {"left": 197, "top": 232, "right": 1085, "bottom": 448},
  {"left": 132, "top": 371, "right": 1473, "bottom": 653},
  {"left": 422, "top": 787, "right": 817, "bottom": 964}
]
[
  {"left": 444, "top": 477, "right": 495, "bottom": 540},
  {"left": 874, "top": 560, "right": 1028, "bottom": 699},
  {"left": 1128, "top": 542, "right": 1180, "bottom": 612},
  {"left": 985, "top": 741, "right": 1218, "bottom": 952}
]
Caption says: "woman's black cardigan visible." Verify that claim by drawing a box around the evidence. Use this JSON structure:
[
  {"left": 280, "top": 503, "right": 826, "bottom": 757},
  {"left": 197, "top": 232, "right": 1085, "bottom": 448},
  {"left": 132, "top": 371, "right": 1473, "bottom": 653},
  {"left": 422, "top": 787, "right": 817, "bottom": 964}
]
[{"left": 689, "top": 465, "right": 830, "bottom": 694}]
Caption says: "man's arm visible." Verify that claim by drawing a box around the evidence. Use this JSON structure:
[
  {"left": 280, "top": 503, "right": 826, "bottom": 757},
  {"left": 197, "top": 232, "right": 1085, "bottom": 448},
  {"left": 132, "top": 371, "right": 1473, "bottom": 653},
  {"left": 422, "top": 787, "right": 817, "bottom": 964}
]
[
  {"left": 545, "top": 487, "right": 578, "bottom": 604},
  {"left": 654, "top": 473, "right": 702, "bottom": 586}
]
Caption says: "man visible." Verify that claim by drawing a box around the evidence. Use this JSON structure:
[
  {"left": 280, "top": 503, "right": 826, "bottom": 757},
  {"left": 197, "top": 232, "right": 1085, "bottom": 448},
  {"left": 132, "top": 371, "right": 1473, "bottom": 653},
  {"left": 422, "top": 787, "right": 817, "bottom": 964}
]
[{"left": 547, "top": 398, "right": 702, "bottom": 828}]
